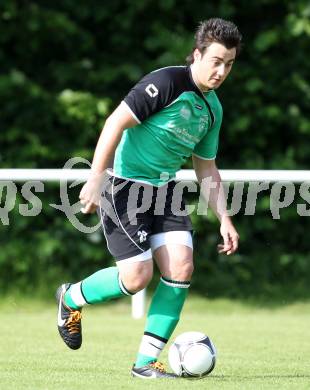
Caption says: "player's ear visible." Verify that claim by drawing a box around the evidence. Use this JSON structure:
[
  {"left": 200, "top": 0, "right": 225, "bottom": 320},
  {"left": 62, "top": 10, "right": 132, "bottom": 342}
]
[{"left": 193, "top": 49, "right": 202, "bottom": 62}]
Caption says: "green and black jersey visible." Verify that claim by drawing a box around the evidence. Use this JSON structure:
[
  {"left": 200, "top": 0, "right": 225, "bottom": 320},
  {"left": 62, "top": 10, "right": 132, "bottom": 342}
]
[{"left": 113, "top": 66, "right": 223, "bottom": 186}]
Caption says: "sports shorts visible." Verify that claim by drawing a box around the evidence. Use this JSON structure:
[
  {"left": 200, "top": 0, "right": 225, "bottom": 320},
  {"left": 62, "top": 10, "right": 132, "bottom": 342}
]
[{"left": 99, "top": 174, "right": 193, "bottom": 262}]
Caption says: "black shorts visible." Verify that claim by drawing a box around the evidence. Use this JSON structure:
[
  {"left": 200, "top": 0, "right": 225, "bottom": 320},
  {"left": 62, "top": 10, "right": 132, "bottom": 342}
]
[{"left": 99, "top": 175, "right": 193, "bottom": 261}]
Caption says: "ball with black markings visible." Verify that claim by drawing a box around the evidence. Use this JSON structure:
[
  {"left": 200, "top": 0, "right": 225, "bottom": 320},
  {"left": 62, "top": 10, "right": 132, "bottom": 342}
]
[{"left": 168, "top": 331, "right": 217, "bottom": 378}]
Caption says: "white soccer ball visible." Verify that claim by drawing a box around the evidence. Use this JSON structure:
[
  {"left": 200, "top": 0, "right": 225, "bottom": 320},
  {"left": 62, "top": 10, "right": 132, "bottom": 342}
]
[{"left": 168, "top": 331, "right": 217, "bottom": 378}]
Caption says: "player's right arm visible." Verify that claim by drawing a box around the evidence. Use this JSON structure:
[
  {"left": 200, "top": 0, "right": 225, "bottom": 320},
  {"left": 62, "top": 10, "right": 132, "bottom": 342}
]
[
  {"left": 80, "top": 67, "right": 173, "bottom": 213},
  {"left": 79, "top": 102, "right": 138, "bottom": 214}
]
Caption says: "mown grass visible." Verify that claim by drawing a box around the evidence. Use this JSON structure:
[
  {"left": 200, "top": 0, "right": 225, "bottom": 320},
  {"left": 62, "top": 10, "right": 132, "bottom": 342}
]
[{"left": 1, "top": 296, "right": 310, "bottom": 390}]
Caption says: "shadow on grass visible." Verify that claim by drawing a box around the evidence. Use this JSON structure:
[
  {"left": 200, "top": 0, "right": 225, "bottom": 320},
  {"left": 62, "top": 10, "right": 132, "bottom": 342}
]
[{"left": 211, "top": 374, "right": 310, "bottom": 380}]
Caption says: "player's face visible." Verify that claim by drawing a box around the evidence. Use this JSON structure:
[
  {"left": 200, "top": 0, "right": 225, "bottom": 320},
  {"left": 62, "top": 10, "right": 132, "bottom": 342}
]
[{"left": 192, "top": 42, "right": 236, "bottom": 91}]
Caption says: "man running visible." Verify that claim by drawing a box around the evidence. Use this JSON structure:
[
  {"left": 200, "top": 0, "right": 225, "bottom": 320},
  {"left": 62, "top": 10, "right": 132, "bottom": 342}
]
[{"left": 56, "top": 17, "right": 242, "bottom": 379}]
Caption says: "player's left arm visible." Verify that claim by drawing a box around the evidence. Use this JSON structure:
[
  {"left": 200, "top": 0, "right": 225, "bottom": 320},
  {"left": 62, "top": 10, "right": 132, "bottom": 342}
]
[{"left": 192, "top": 156, "right": 239, "bottom": 255}]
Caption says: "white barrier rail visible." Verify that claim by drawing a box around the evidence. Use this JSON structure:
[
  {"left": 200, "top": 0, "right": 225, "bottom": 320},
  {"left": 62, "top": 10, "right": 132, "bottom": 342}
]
[
  {"left": 2, "top": 168, "right": 310, "bottom": 318},
  {"left": 1, "top": 169, "right": 310, "bottom": 182}
]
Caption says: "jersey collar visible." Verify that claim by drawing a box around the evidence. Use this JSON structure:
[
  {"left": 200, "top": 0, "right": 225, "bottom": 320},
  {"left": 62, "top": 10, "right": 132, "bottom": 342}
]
[{"left": 187, "top": 66, "right": 215, "bottom": 126}]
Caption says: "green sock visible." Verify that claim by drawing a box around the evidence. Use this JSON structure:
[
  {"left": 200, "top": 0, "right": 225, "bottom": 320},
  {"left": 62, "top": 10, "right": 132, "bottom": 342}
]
[
  {"left": 64, "top": 266, "right": 132, "bottom": 309},
  {"left": 135, "top": 277, "right": 190, "bottom": 368}
]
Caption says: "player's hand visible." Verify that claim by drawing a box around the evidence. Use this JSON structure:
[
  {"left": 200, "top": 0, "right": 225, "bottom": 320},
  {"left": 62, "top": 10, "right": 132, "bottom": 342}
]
[
  {"left": 217, "top": 215, "right": 239, "bottom": 255},
  {"left": 79, "top": 172, "right": 104, "bottom": 214}
]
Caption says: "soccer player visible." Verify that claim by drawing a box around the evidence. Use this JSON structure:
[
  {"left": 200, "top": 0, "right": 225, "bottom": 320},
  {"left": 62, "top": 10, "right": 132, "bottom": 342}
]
[{"left": 56, "top": 18, "right": 241, "bottom": 378}]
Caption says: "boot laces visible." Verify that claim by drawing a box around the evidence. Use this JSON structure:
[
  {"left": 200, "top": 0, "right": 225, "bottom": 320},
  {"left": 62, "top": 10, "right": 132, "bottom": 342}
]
[
  {"left": 66, "top": 311, "right": 82, "bottom": 334},
  {"left": 150, "top": 361, "right": 166, "bottom": 372}
]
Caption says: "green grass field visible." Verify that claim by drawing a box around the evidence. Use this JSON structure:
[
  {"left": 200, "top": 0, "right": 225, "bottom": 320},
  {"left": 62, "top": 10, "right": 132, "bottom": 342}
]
[{"left": 1, "top": 296, "right": 310, "bottom": 390}]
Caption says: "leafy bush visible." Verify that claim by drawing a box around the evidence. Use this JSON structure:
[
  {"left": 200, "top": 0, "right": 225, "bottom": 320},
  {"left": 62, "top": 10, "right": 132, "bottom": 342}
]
[{"left": 1, "top": 0, "right": 309, "bottom": 298}]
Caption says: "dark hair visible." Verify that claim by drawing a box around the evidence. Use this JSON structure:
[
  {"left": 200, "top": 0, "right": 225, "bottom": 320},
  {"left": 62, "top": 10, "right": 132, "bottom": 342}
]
[{"left": 186, "top": 18, "right": 242, "bottom": 65}]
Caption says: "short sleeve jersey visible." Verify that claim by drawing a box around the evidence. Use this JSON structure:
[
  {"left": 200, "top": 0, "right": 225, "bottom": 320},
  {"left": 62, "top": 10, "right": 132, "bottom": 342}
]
[{"left": 113, "top": 66, "right": 223, "bottom": 186}]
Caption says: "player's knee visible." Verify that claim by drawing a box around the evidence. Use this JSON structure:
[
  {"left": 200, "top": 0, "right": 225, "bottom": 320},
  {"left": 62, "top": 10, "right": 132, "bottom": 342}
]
[
  {"left": 168, "top": 259, "right": 194, "bottom": 281},
  {"left": 178, "top": 260, "right": 194, "bottom": 281},
  {"left": 120, "top": 264, "right": 153, "bottom": 293},
  {"left": 125, "top": 274, "right": 152, "bottom": 293}
]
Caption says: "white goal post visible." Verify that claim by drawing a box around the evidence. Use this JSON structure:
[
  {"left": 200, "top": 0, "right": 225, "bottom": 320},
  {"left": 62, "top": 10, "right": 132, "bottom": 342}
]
[{"left": 1, "top": 168, "right": 310, "bottom": 318}]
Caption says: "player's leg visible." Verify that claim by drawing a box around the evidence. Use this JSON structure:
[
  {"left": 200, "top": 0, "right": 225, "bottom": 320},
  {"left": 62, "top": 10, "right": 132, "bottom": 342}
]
[
  {"left": 56, "top": 258, "right": 152, "bottom": 350},
  {"left": 56, "top": 175, "right": 153, "bottom": 350},
  {"left": 117, "top": 258, "right": 153, "bottom": 293},
  {"left": 132, "top": 231, "right": 193, "bottom": 378}
]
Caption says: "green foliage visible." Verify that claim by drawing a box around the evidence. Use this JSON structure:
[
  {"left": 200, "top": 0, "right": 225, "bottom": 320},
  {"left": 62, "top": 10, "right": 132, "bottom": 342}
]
[{"left": 1, "top": 0, "right": 310, "bottom": 298}]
